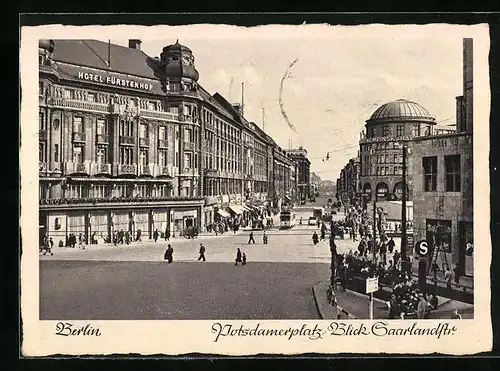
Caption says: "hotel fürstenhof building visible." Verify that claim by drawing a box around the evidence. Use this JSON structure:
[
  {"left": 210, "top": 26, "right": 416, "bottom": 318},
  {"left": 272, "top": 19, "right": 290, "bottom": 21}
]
[{"left": 38, "top": 39, "right": 310, "bottom": 246}]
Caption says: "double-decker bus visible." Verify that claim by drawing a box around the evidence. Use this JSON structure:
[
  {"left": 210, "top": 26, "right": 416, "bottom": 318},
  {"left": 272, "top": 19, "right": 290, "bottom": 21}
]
[{"left": 280, "top": 210, "right": 296, "bottom": 229}]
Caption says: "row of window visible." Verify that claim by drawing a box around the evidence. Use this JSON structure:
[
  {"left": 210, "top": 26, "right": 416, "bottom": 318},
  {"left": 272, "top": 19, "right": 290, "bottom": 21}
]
[
  {"left": 40, "top": 183, "right": 173, "bottom": 199},
  {"left": 366, "top": 124, "right": 432, "bottom": 139},
  {"left": 423, "top": 155, "right": 461, "bottom": 192}
]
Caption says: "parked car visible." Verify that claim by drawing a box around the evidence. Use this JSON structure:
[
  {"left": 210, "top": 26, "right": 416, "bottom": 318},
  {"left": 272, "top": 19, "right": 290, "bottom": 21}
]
[{"left": 308, "top": 216, "right": 317, "bottom": 226}]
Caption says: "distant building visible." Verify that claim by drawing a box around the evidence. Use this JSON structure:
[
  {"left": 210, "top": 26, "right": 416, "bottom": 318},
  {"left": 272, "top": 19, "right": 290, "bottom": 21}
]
[
  {"left": 285, "top": 147, "right": 311, "bottom": 201},
  {"left": 336, "top": 157, "right": 360, "bottom": 207}
]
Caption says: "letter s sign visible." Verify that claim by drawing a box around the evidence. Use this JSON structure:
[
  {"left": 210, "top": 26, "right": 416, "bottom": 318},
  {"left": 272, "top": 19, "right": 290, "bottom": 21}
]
[{"left": 415, "top": 240, "right": 429, "bottom": 257}]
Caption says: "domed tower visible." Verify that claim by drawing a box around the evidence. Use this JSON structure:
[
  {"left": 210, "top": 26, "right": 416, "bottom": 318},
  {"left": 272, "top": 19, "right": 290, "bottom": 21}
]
[
  {"left": 159, "top": 40, "right": 200, "bottom": 93},
  {"left": 359, "top": 99, "right": 436, "bottom": 204}
]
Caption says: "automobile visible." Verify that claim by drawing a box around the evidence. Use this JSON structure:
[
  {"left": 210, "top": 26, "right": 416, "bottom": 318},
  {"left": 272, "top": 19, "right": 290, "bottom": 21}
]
[{"left": 308, "top": 216, "right": 317, "bottom": 226}]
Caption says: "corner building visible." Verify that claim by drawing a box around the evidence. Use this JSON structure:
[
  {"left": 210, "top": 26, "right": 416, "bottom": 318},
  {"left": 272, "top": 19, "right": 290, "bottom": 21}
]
[{"left": 38, "top": 39, "right": 295, "bottom": 246}]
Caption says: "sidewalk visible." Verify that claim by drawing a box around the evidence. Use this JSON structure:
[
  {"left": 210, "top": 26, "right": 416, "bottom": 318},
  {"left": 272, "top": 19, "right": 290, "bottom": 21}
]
[
  {"left": 312, "top": 280, "right": 474, "bottom": 320},
  {"left": 313, "top": 280, "right": 387, "bottom": 319}
]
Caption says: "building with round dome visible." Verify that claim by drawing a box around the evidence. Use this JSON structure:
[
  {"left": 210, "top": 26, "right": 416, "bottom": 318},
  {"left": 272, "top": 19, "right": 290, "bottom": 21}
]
[{"left": 358, "top": 99, "right": 437, "bottom": 203}]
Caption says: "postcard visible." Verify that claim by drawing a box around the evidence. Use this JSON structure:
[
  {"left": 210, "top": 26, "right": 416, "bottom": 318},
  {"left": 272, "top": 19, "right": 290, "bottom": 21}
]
[{"left": 20, "top": 22, "right": 491, "bottom": 355}]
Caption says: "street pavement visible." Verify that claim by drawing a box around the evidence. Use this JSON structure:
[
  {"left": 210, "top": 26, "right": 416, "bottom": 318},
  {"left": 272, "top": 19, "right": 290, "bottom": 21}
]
[
  {"left": 40, "top": 211, "right": 355, "bottom": 320},
  {"left": 40, "top": 212, "right": 356, "bottom": 264},
  {"left": 40, "top": 261, "right": 330, "bottom": 320}
]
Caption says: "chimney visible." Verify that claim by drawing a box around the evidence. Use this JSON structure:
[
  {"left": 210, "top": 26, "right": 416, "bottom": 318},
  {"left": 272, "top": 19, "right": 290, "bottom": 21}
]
[
  {"left": 463, "top": 38, "right": 473, "bottom": 132},
  {"left": 129, "top": 39, "right": 142, "bottom": 50},
  {"left": 455, "top": 95, "right": 465, "bottom": 132}
]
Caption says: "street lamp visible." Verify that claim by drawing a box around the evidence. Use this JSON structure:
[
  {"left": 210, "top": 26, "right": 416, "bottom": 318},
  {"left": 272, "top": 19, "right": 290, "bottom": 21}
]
[{"left": 396, "top": 142, "right": 411, "bottom": 272}]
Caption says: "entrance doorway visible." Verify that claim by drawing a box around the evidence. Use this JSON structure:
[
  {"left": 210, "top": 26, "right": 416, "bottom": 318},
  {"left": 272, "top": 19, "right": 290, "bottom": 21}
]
[{"left": 458, "top": 221, "right": 473, "bottom": 277}]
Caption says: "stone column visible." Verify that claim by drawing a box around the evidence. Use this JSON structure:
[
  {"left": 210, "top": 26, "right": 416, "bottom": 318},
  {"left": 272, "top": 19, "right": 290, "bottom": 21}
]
[{"left": 112, "top": 115, "right": 120, "bottom": 174}]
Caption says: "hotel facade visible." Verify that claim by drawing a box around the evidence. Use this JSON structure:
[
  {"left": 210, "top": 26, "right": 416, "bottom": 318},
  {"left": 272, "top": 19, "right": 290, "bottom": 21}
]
[{"left": 38, "top": 39, "right": 306, "bottom": 246}]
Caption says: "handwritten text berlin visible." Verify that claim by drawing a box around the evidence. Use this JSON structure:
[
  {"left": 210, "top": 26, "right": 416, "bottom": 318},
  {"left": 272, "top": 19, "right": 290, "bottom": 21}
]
[{"left": 77, "top": 71, "right": 154, "bottom": 91}]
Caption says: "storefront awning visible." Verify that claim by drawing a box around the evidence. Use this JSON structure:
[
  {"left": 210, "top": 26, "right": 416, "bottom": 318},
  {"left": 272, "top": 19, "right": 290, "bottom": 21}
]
[
  {"left": 217, "top": 210, "right": 231, "bottom": 218},
  {"left": 228, "top": 205, "right": 244, "bottom": 214},
  {"left": 242, "top": 205, "right": 253, "bottom": 211}
]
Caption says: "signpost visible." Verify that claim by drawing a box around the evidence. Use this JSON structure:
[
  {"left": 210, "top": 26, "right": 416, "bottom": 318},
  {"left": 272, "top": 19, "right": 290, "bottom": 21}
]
[{"left": 366, "top": 277, "right": 379, "bottom": 320}]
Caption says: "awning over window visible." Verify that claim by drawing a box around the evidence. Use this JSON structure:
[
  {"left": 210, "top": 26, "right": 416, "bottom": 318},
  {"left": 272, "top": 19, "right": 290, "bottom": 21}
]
[
  {"left": 217, "top": 210, "right": 231, "bottom": 218},
  {"left": 228, "top": 205, "right": 244, "bottom": 215},
  {"left": 242, "top": 205, "right": 253, "bottom": 211}
]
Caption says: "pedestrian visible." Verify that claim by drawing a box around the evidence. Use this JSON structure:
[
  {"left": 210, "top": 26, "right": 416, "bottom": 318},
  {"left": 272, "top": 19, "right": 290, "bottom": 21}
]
[
  {"left": 153, "top": 229, "right": 159, "bottom": 242},
  {"left": 453, "top": 264, "right": 461, "bottom": 286},
  {"left": 248, "top": 231, "right": 255, "bottom": 244},
  {"left": 235, "top": 248, "right": 242, "bottom": 266},
  {"left": 48, "top": 237, "right": 54, "bottom": 255},
  {"left": 165, "top": 227, "right": 170, "bottom": 241},
  {"left": 164, "top": 244, "right": 174, "bottom": 263},
  {"left": 263, "top": 231, "right": 268, "bottom": 244},
  {"left": 312, "top": 232, "right": 319, "bottom": 245},
  {"left": 450, "top": 308, "right": 462, "bottom": 319},
  {"left": 387, "top": 237, "right": 395, "bottom": 253},
  {"left": 388, "top": 293, "right": 399, "bottom": 319},
  {"left": 444, "top": 267, "right": 453, "bottom": 289},
  {"left": 198, "top": 243, "right": 206, "bottom": 262},
  {"left": 431, "top": 261, "right": 440, "bottom": 281},
  {"left": 242, "top": 253, "right": 247, "bottom": 265}
]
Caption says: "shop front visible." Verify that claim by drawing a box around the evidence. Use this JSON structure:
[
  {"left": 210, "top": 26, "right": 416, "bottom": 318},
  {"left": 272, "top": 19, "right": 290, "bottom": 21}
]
[
  {"left": 90, "top": 211, "right": 110, "bottom": 243},
  {"left": 133, "top": 209, "right": 150, "bottom": 241},
  {"left": 172, "top": 208, "right": 199, "bottom": 236},
  {"left": 152, "top": 208, "right": 169, "bottom": 237},
  {"left": 67, "top": 211, "right": 87, "bottom": 242},
  {"left": 113, "top": 210, "right": 131, "bottom": 235}
]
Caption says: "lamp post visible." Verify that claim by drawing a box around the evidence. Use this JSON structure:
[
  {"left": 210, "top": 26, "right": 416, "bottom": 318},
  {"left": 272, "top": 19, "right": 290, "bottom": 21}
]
[{"left": 401, "top": 144, "right": 409, "bottom": 272}]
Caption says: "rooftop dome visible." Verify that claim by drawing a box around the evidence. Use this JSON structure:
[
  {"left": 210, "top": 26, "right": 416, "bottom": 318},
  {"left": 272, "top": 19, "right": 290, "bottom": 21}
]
[
  {"left": 159, "top": 40, "right": 199, "bottom": 82},
  {"left": 368, "top": 99, "right": 435, "bottom": 124},
  {"left": 163, "top": 39, "right": 192, "bottom": 53},
  {"left": 39, "top": 39, "right": 54, "bottom": 53}
]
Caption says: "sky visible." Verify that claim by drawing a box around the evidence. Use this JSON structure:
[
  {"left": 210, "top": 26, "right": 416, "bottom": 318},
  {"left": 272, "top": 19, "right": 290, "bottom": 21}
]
[{"left": 107, "top": 25, "right": 471, "bottom": 181}]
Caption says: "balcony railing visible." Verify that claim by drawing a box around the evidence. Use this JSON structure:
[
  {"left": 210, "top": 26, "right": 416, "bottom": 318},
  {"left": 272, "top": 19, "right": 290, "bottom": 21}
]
[
  {"left": 159, "top": 166, "right": 171, "bottom": 177},
  {"left": 139, "top": 164, "right": 152, "bottom": 176},
  {"left": 204, "top": 168, "right": 218, "bottom": 175},
  {"left": 39, "top": 129, "right": 48, "bottom": 141},
  {"left": 158, "top": 139, "right": 168, "bottom": 149},
  {"left": 139, "top": 137, "right": 150, "bottom": 147},
  {"left": 119, "top": 135, "right": 135, "bottom": 145},
  {"left": 64, "top": 161, "right": 89, "bottom": 175},
  {"left": 205, "top": 122, "right": 216, "bottom": 132},
  {"left": 49, "top": 97, "right": 109, "bottom": 113},
  {"left": 72, "top": 132, "right": 86, "bottom": 143},
  {"left": 96, "top": 134, "right": 110, "bottom": 144},
  {"left": 118, "top": 163, "right": 137, "bottom": 176},
  {"left": 93, "top": 162, "right": 111, "bottom": 175},
  {"left": 39, "top": 195, "right": 204, "bottom": 206},
  {"left": 184, "top": 141, "right": 195, "bottom": 151},
  {"left": 139, "top": 109, "right": 179, "bottom": 122}
]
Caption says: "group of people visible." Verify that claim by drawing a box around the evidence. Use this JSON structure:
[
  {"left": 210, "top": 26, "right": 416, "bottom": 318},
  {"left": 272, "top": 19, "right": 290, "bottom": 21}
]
[
  {"left": 66, "top": 233, "right": 87, "bottom": 250},
  {"left": 387, "top": 276, "right": 440, "bottom": 319},
  {"left": 163, "top": 242, "right": 248, "bottom": 266},
  {"left": 40, "top": 234, "right": 54, "bottom": 255}
]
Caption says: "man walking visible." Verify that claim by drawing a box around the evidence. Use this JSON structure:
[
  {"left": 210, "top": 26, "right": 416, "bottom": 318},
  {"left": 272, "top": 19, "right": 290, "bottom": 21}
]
[
  {"left": 164, "top": 244, "right": 174, "bottom": 263},
  {"left": 153, "top": 229, "right": 159, "bottom": 242},
  {"left": 235, "top": 248, "right": 243, "bottom": 266},
  {"left": 263, "top": 231, "right": 268, "bottom": 244},
  {"left": 198, "top": 243, "right": 206, "bottom": 262},
  {"left": 248, "top": 231, "right": 255, "bottom": 244},
  {"left": 165, "top": 227, "right": 170, "bottom": 241}
]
